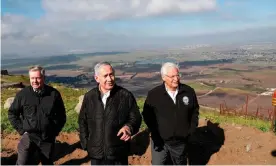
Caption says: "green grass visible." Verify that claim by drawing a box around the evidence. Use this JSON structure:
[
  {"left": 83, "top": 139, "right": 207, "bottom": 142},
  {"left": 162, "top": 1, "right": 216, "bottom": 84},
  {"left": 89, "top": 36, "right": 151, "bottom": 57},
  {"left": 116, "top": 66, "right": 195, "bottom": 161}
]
[
  {"left": 237, "top": 85, "right": 266, "bottom": 94},
  {"left": 213, "top": 69, "right": 239, "bottom": 76},
  {"left": 48, "top": 83, "right": 88, "bottom": 132},
  {"left": 200, "top": 109, "right": 271, "bottom": 132},
  {"left": 1, "top": 108, "right": 15, "bottom": 133},
  {"left": 137, "top": 98, "right": 147, "bottom": 129},
  {"left": 1, "top": 88, "right": 21, "bottom": 106},
  {"left": 186, "top": 82, "right": 215, "bottom": 91},
  {"left": 1, "top": 75, "right": 30, "bottom": 84},
  {"left": 217, "top": 87, "right": 253, "bottom": 95}
]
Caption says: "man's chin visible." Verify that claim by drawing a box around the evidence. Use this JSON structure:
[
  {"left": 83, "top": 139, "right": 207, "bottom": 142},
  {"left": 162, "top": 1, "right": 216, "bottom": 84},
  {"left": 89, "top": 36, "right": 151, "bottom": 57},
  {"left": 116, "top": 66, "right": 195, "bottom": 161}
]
[
  {"left": 32, "top": 85, "right": 40, "bottom": 89},
  {"left": 172, "top": 84, "right": 179, "bottom": 88},
  {"left": 107, "top": 85, "right": 114, "bottom": 90}
]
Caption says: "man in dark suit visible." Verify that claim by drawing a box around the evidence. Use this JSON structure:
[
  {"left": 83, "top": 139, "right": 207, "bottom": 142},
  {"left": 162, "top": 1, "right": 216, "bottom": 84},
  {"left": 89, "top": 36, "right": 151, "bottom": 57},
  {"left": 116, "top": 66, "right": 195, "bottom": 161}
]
[
  {"left": 78, "top": 62, "right": 142, "bottom": 165},
  {"left": 8, "top": 65, "right": 66, "bottom": 165}
]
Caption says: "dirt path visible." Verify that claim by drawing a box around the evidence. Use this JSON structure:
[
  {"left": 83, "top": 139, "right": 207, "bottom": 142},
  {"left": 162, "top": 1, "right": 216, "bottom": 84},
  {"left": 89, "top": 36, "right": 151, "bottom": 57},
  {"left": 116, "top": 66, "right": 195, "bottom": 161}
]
[
  {"left": 1, "top": 119, "right": 276, "bottom": 165},
  {"left": 198, "top": 87, "right": 220, "bottom": 98}
]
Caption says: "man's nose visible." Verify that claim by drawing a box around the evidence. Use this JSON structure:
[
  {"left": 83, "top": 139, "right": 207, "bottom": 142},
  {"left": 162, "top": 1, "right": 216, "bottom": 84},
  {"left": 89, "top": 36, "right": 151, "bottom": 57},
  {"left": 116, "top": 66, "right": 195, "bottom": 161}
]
[{"left": 106, "top": 75, "right": 111, "bottom": 81}]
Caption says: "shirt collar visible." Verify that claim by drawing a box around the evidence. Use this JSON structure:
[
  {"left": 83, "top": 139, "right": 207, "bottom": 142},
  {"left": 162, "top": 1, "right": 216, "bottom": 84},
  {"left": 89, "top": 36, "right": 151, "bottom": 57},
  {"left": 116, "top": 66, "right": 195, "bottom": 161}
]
[
  {"left": 33, "top": 87, "right": 44, "bottom": 93},
  {"left": 101, "top": 90, "right": 110, "bottom": 98},
  {"left": 99, "top": 86, "right": 111, "bottom": 98},
  {"left": 165, "top": 84, "right": 179, "bottom": 93}
]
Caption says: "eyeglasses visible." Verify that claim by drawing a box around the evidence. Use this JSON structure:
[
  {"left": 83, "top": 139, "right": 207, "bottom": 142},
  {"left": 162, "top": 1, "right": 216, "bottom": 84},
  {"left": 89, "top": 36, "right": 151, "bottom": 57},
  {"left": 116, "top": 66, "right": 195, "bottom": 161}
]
[{"left": 165, "top": 73, "right": 182, "bottom": 79}]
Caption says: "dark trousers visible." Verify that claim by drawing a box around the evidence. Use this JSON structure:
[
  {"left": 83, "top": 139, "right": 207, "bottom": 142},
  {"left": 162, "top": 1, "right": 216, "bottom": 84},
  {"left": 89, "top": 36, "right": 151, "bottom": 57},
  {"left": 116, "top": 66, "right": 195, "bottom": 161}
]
[
  {"left": 151, "top": 139, "right": 187, "bottom": 165},
  {"left": 90, "top": 157, "right": 128, "bottom": 165},
  {"left": 16, "top": 132, "right": 55, "bottom": 165}
]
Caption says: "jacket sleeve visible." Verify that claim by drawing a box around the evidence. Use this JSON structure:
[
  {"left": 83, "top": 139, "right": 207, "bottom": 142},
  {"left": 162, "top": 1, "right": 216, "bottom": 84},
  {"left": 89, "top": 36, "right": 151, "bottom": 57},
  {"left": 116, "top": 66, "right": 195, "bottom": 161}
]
[
  {"left": 8, "top": 93, "right": 24, "bottom": 135},
  {"left": 189, "top": 89, "right": 199, "bottom": 135},
  {"left": 53, "top": 91, "right": 67, "bottom": 136},
  {"left": 142, "top": 92, "right": 159, "bottom": 136},
  {"left": 142, "top": 92, "right": 164, "bottom": 147},
  {"left": 125, "top": 93, "right": 142, "bottom": 136},
  {"left": 78, "top": 94, "right": 89, "bottom": 150}
]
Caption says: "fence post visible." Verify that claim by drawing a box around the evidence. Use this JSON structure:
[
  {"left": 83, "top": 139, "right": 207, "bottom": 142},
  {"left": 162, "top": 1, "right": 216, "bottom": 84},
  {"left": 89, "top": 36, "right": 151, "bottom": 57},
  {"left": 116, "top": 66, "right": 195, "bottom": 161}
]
[
  {"left": 272, "top": 107, "right": 276, "bottom": 132},
  {"left": 245, "top": 95, "right": 249, "bottom": 117},
  {"left": 271, "top": 90, "right": 276, "bottom": 132},
  {"left": 255, "top": 106, "right": 259, "bottom": 117}
]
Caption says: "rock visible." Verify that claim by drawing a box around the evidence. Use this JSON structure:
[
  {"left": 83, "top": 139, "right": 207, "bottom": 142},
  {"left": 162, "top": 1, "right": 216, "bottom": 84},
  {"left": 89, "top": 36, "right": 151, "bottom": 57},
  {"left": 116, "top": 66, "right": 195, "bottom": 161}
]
[
  {"left": 1, "top": 82, "right": 25, "bottom": 89},
  {"left": 246, "top": 143, "right": 252, "bottom": 152},
  {"left": 75, "top": 95, "right": 84, "bottom": 114},
  {"left": 4, "top": 97, "right": 15, "bottom": 109},
  {"left": 235, "top": 126, "right": 242, "bottom": 130}
]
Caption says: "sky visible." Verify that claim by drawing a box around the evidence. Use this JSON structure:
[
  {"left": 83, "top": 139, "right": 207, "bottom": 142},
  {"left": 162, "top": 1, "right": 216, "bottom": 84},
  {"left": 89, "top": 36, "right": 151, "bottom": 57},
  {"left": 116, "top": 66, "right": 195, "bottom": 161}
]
[{"left": 1, "top": 0, "right": 276, "bottom": 57}]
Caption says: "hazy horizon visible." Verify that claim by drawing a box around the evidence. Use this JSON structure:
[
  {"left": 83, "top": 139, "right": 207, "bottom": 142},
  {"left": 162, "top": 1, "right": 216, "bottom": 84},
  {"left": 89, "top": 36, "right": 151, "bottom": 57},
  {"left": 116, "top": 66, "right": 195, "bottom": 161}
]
[{"left": 2, "top": 0, "right": 276, "bottom": 57}]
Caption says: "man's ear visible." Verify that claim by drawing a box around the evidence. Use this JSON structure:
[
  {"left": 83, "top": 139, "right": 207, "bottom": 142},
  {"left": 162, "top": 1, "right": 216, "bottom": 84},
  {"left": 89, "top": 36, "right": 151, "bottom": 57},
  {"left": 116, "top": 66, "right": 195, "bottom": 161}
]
[
  {"left": 94, "top": 75, "right": 100, "bottom": 83},
  {"left": 161, "top": 75, "right": 166, "bottom": 82}
]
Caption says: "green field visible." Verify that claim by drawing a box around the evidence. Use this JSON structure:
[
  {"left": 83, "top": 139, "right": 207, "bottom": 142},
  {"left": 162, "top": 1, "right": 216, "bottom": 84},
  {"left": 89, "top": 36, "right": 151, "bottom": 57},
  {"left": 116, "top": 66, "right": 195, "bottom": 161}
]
[
  {"left": 1, "top": 75, "right": 29, "bottom": 84},
  {"left": 185, "top": 82, "right": 215, "bottom": 91}
]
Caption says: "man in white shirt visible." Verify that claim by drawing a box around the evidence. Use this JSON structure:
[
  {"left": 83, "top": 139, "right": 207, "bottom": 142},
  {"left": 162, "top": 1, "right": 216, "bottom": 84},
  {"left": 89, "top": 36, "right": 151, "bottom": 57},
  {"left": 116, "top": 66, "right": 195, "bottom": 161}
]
[
  {"left": 142, "top": 62, "right": 199, "bottom": 165},
  {"left": 78, "top": 62, "right": 142, "bottom": 165}
]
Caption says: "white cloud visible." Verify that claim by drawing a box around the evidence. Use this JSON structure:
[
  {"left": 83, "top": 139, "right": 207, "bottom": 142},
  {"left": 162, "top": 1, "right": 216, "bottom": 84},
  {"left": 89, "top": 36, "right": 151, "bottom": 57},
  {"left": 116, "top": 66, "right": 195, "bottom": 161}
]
[
  {"left": 1, "top": 13, "right": 136, "bottom": 57},
  {"left": 1, "top": 0, "right": 217, "bottom": 57},
  {"left": 42, "top": 0, "right": 217, "bottom": 20}
]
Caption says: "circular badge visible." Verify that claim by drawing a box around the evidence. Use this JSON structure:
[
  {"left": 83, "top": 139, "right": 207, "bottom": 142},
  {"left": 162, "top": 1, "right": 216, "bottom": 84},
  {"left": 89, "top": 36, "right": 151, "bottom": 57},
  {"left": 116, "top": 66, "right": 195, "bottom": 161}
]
[{"left": 183, "top": 96, "right": 189, "bottom": 105}]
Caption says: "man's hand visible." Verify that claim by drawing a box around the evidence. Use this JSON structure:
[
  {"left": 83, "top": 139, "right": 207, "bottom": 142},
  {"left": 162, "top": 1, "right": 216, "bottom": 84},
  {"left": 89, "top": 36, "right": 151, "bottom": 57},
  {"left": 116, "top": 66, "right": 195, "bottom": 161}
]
[{"left": 117, "top": 126, "right": 131, "bottom": 141}]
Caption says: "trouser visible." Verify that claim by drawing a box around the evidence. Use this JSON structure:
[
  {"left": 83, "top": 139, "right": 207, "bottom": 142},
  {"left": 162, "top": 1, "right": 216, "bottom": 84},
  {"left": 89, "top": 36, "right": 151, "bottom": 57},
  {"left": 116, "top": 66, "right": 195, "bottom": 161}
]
[
  {"left": 90, "top": 157, "right": 128, "bottom": 165},
  {"left": 16, "top": 132, "right": 55, "bottom": 165},
  {"left": 151, "top": 139, "right": 188, "bottom": 165}
]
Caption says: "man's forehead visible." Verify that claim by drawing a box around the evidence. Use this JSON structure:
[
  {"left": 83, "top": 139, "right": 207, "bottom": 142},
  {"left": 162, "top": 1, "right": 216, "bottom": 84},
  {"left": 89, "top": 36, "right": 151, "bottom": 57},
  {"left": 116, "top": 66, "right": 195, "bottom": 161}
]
[
  {"left": 167, "top": 67, "right": 179, "bottom": 74},
  {"left": 99, "top": 65, "right": 114, "bottom": 74},
  {"left": 29, "top": 71, "right": 42, "bottom": 76}
]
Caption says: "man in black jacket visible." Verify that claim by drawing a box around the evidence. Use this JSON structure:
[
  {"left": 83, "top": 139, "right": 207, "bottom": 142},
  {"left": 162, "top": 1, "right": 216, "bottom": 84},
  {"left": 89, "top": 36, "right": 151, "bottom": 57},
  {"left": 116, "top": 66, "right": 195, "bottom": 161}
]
[
  {"left": 142, "top": 62, "right": 199, "bottom": 165},
  {"left": 8, "top": 65, "right": 66, "bottom": 165},
  {"left": 78, "top": 62, "right": 142, "bottom": 165}
]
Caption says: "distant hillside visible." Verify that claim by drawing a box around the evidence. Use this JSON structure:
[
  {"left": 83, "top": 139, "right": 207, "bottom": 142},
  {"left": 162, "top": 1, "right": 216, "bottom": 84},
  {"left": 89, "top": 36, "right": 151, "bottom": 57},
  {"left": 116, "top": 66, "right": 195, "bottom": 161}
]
[{"left": 2, "top": 51, "right": 129, "bottom": 71}]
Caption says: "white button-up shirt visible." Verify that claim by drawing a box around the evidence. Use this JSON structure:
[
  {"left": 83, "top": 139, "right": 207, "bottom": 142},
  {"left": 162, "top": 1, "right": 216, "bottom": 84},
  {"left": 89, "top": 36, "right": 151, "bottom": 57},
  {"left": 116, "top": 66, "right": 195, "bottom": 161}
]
[
  {"left": 101, "top": 90, "right": 110, "bottom": 109},
  {"left": 165, "top": 86, "right": 179, "bottom": 104}
]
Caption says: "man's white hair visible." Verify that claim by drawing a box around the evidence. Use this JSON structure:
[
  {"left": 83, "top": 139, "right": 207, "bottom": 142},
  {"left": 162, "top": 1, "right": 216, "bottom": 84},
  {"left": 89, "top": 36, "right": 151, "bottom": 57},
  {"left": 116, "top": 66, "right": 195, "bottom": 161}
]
[
  {"left": 94, "top": 62, "right": 113, "bottom": 76},
  {"left": 29, "top": 65, "right": 45, "bottom": 76},
  {"left": 160, "top": 62, "right": 179, "bottom": 76}
]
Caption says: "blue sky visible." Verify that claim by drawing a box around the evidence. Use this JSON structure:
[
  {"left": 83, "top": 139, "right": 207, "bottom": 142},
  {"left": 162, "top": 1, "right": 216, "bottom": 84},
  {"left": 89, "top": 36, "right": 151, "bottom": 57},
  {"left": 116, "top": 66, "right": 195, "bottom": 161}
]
[{"left": 1, "top": 0, "right": 276, "bottom": 56}]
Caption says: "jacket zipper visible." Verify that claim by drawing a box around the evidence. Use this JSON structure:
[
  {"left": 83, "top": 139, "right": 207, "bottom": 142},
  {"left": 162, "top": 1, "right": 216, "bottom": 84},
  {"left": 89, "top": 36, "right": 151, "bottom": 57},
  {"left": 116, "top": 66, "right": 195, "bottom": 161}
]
[
  {"left": 38, "top": 96, "right": 41, "bottom": 133},
  {"left": 173, "top": 97, "right": 178, "bottom": 138},
  {"left": 101, "top": 99, "right": 107, "bottom": 161}
]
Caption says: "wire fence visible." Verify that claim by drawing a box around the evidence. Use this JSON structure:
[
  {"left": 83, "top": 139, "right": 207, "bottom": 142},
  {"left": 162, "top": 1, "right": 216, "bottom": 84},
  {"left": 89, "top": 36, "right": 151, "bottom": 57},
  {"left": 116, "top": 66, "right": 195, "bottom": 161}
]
[{"left": 218, "top": 95, "right": 276, "bottom": 130}]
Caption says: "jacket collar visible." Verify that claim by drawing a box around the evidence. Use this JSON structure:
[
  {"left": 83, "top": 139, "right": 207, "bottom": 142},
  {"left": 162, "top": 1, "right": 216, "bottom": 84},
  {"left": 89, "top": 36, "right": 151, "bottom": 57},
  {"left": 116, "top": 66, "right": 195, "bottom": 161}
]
[{"left": 29, "top": 84, "right": 47, "bottom": 97}]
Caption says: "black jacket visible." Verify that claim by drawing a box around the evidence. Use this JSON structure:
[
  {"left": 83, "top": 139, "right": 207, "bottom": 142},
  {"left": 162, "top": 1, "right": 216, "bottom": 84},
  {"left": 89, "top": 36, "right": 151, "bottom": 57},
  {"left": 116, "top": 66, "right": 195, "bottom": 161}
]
[
  {"left": 142, "top": 83, "right": 199, "bottom": 144},
  {"left": 78, "top": 84, "right": 142, "bottom": 160},
  {"left": 8, "top": 85, "right": 66, "bottom": 142}
]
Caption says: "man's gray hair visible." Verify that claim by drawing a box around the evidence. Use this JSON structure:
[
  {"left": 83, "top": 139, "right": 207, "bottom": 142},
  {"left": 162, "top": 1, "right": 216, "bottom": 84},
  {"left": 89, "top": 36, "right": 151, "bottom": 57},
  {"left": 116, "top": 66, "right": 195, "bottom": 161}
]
[
  {"left": 29, "top": 65, "right": 45, "bottom": 76},
  {"left": 94, "top": 61, "right": 114, "bottom": 76},
  {"left": 160, "top": 62, "right": 179, "bottom": 76}
]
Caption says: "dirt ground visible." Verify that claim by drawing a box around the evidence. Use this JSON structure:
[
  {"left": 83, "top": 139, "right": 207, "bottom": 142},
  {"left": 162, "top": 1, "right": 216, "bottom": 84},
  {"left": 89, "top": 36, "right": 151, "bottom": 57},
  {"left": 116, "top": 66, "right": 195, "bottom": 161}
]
[{"left": 1, "top": 119, "right": 276, "bottom": 165}]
